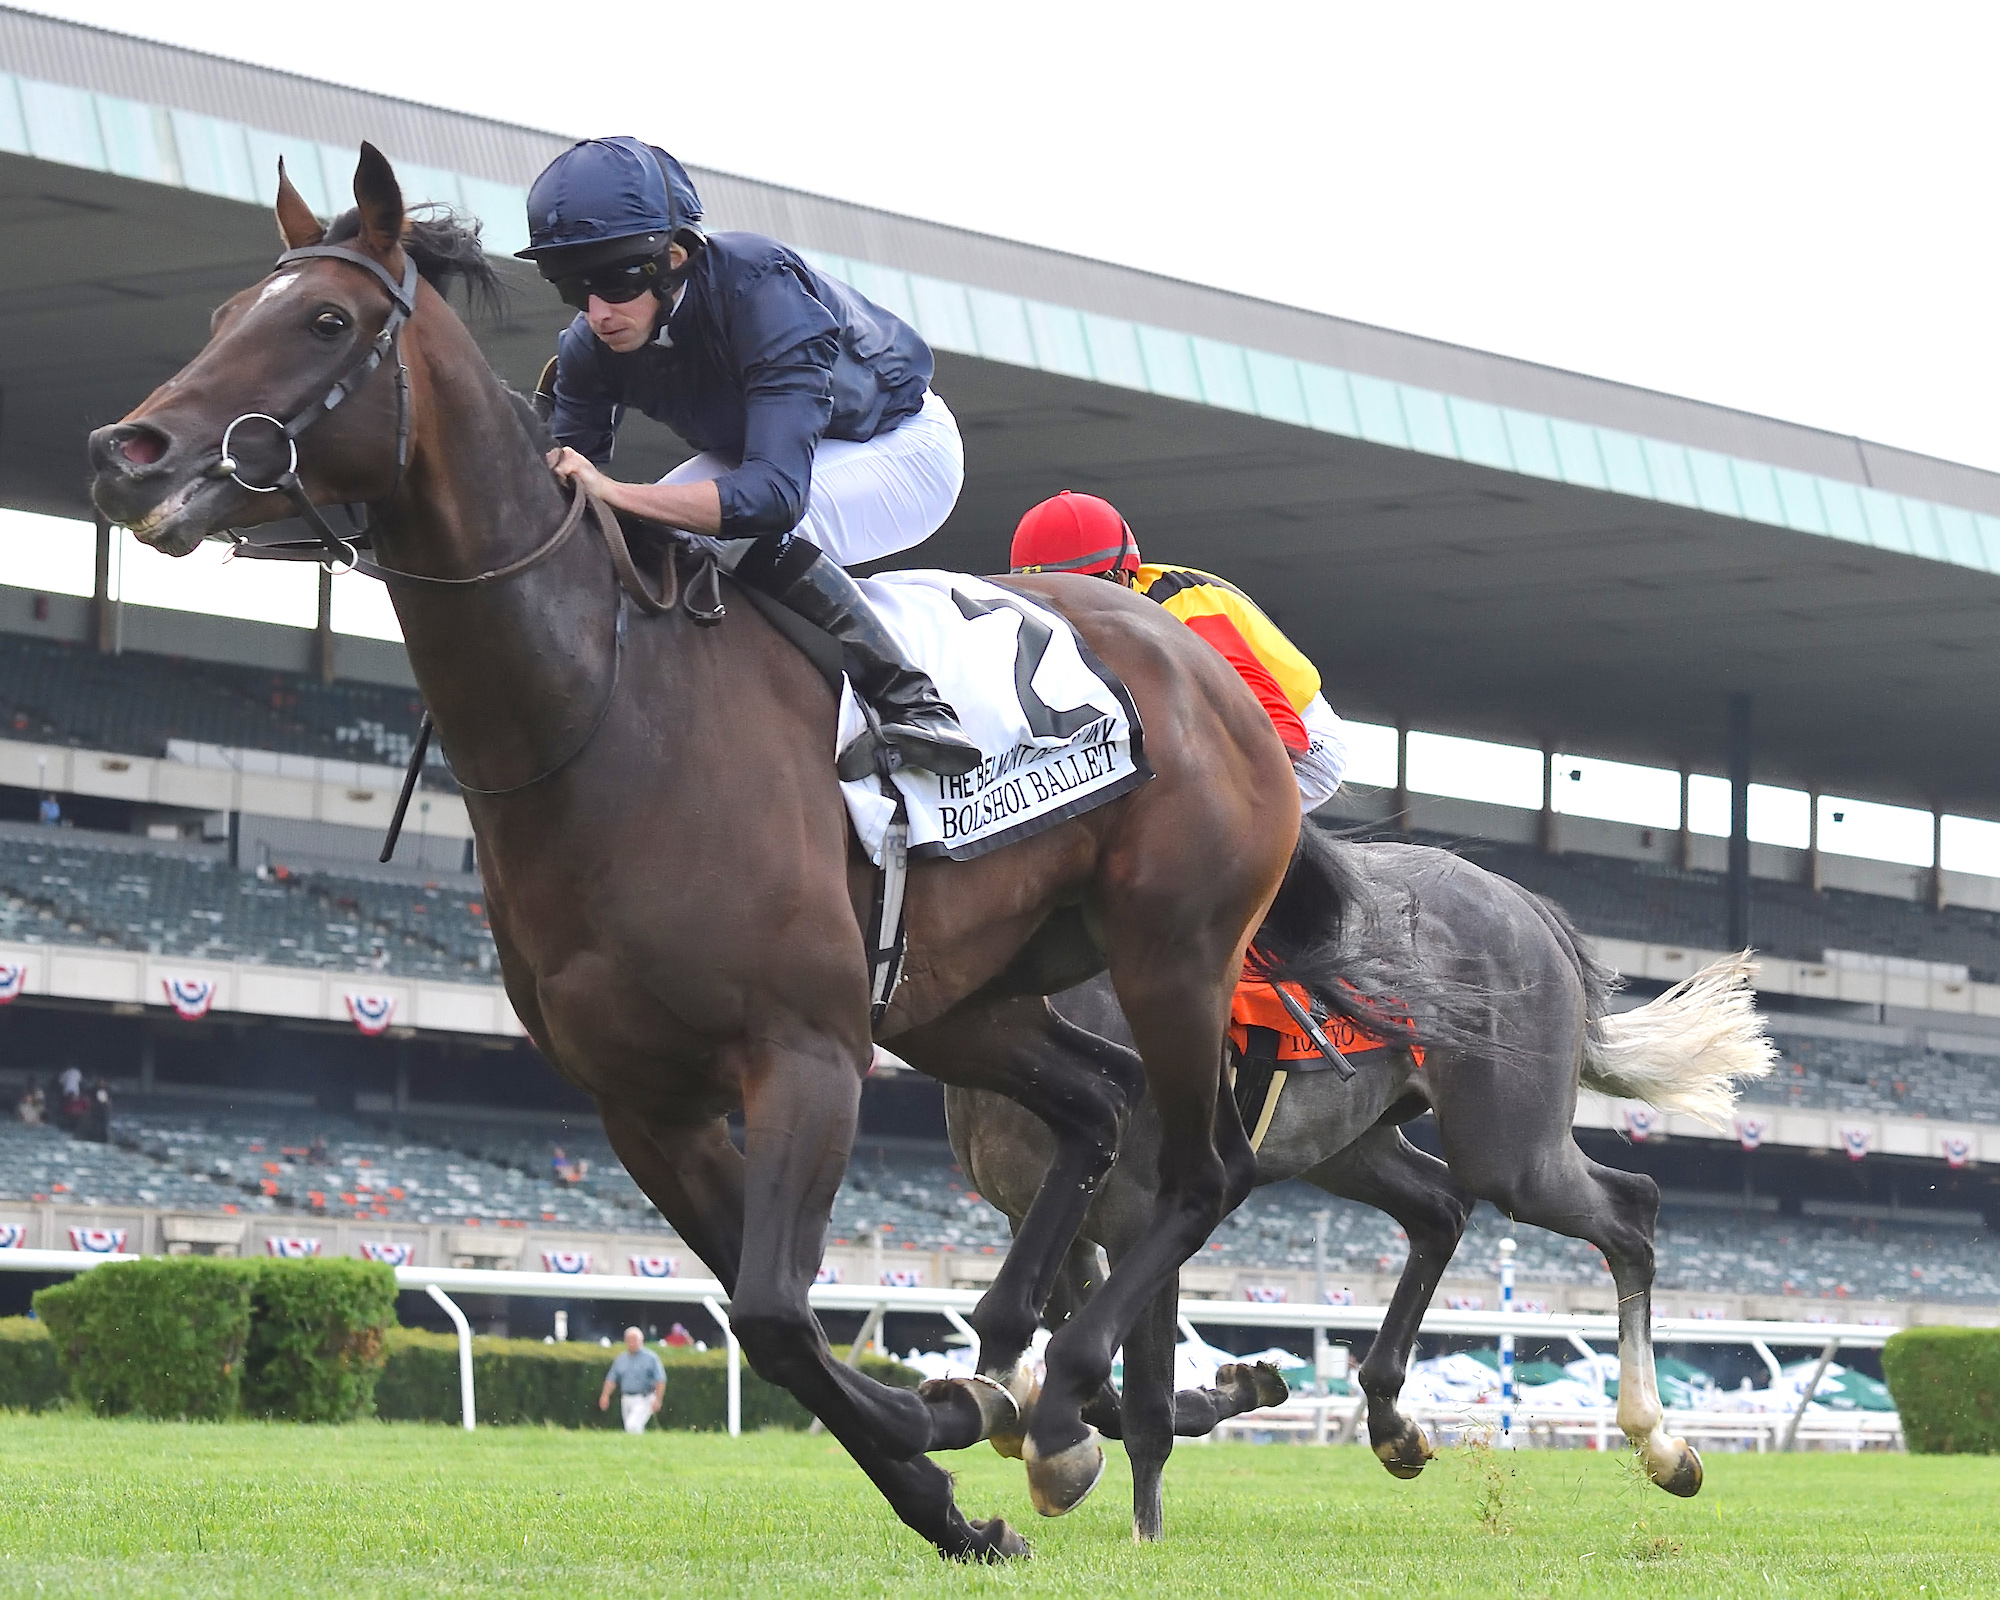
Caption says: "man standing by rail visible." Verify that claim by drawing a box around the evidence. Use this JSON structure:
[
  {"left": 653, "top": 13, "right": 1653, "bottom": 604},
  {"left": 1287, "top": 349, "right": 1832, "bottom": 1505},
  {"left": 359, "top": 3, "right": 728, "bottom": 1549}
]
[{"left": 599, "top": 1327, "right": 666, "bottom": 1434}]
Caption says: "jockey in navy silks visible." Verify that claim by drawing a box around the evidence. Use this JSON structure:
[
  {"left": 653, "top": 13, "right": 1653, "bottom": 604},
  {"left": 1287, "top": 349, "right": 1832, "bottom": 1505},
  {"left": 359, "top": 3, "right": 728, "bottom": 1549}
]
[{"left": 521, "top": 136, "right": 979, "bottom": 777}]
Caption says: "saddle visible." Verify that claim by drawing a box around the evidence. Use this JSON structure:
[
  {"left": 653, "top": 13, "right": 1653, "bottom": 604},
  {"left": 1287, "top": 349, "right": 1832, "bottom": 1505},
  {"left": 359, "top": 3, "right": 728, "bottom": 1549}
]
[{"left": 1228, "top": 967, "right": 1422, "bottom": 1152}]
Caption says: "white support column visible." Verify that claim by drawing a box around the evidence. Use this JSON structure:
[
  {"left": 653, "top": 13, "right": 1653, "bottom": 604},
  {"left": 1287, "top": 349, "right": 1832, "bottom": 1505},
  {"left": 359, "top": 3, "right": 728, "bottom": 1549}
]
[
  {"left": 1312, "top": 1207, "right": 1331, "bottom": 1445},
  {"left": 1782, "top": 1338, "right": 1841, "bottom": 1452},
  {"left": 702, "top": 1296, "right": 740, "bottom": 1438},
  {"left": 425, "top": 1283, "right": 475, "bottom": 1431},
  {"left": 1497, "top": 1237, "right": 1516, "bottom": 1446}
]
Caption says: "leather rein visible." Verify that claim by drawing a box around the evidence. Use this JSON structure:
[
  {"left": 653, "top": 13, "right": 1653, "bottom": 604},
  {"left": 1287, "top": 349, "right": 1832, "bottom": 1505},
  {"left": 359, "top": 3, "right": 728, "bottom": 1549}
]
[{"left": 206, "top": 241, "right": 726, "bottom": 830}]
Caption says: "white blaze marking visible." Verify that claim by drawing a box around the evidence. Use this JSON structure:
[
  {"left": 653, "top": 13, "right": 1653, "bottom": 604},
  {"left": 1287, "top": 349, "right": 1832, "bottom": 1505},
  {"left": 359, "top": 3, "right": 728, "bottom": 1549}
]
[{"left": 254, "top": 272, "right": 302, "bottom": 307}]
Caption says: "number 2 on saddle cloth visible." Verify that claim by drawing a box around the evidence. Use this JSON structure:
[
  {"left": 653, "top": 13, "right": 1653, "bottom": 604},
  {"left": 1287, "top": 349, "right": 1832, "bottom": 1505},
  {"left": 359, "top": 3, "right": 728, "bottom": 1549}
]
[{"left": 1227, "top": 968, "right": 1425, "bottom": 1152}]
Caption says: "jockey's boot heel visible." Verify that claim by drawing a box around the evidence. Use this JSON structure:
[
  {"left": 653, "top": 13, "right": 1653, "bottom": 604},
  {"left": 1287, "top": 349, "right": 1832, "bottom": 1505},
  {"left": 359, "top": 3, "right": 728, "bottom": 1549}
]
[{"left": 750, "top": 542, "right": 981, "bottom": 777}]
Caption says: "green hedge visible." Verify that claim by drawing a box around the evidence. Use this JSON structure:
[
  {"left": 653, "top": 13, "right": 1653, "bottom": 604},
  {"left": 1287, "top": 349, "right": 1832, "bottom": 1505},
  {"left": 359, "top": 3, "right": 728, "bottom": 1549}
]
[
  {"left": 242, "top": 1259, "right": 397, "bottom": 1423},
  {"left": 375, "top": 1329, "right": 922, "bottom": 1430},
  {"left": 35, "top": 1259, "right": 253, "bottom": 1420},
  {"left": 27, "top": 1258, "right": 396, "bottom": 1422},
  {"left": 1883, "top": 1326, "right": 2000, "bottom": 1454},
  {"left": 0, "top": 1318, "right": 64, "bottom": 1412}
]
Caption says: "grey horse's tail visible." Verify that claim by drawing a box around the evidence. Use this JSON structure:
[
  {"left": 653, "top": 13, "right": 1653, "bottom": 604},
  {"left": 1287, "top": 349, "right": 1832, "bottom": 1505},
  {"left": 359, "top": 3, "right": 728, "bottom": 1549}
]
[
  {"left": 1249, "top": 823, "right": 1495, "bottom": 1058},
  {"left": 1573, "top": 940, "right": 1776, "bottom": 1129}
]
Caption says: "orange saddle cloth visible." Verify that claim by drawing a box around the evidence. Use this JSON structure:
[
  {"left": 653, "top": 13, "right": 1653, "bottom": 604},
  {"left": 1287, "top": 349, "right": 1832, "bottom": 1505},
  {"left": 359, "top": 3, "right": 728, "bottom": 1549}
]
[{"left": 1228, "top": 974, "right": 1421, "bottom": 1066}]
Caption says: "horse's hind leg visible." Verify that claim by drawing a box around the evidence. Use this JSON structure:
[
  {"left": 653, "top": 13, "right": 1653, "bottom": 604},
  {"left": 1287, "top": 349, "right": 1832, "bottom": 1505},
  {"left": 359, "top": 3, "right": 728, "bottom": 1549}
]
[
  {"left": 598, "top": 1111, "right": 746, "bottom": 1291},
  {"left": 1027, "top": 1053, "right": 1256, "bottom": 1518},
  {"left": 1441, "top": 1120, "right": 1700, "bottom": 1497},
  {"left": 896, "top": 997, "right": 1143, "bottom": 1426},
  {"left": 1299, "top": 1120, "right": 1472, "bottom": 1480}
]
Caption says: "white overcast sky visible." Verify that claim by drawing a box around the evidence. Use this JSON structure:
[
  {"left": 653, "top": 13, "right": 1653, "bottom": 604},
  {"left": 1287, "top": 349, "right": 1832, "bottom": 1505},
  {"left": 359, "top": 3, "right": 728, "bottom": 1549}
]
[{"left": 11, "top": 2, "right": 2000, "bottom": 866}]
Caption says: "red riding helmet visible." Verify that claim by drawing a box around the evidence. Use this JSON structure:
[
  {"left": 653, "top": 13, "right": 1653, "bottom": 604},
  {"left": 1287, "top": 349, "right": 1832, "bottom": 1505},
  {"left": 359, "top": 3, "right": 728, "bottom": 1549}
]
[{"left": 1009, "top": 492, "right": 1141, "bottom": 576}]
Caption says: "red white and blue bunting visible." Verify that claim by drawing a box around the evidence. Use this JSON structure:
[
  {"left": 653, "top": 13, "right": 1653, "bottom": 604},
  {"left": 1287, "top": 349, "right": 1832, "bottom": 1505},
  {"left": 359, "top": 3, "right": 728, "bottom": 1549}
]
[
  {"left": 344, "top": 992, "right": 396, "bottom": 1035},
  {"left": 628, "top": 1254, "right": 678, "bottom": 1278},
  {"left": 1838, "top": 1124, "right": 1872, "bottom": 1162},
  {"left": 1622, "top": 1105, "right": 1662, "bottom": 1143},
  {"left": 1941, "top": 1133, "right": 1974, "bottom": 1170},
  {"left": 1444, "top": 1294, "right": 1486, "bottom": 1310},
  {"left": 0, "top": 1224, "right": 26, "bottom": 1249},
  {"left": 1735, "top": 1113, "right": 1770, "bottom": 1151},
  {"left": 162, "top": 976, "right": 218, "bottom": 1020},
  {"left": 879, "top": 1267, "right": 924, "bottom": 1288},
  {"left": 542, "top": 1250, "right": 593, "bottom": 1275},
  {"left": 814, "top": 1264, "right": 842, "bottom": 1285},
  {"left": 266, "top": 1236, "right": 322, "bottom": 1258},
  {"left": 0, "top": 963, "right": 26, "bottom": 1004},
  {"left": 68, "top": 1227, "right": 126, "bottom": 1254},
  {"left": 1321, "top": 1286, "right": 1355, "bottom": 1306},
  {"left": 358, "top": 1241, "right": 414, "bottom": 1266},
  {"left": 1243, "top": 1284, "right": 1289, "bottom": 1303}
]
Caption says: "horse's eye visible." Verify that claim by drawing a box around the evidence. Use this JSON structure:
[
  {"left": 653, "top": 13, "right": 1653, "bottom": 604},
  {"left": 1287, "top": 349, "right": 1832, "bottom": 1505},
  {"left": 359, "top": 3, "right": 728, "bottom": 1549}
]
[{"left": 311, "top": 309, "right": 350, "bottom": 339}]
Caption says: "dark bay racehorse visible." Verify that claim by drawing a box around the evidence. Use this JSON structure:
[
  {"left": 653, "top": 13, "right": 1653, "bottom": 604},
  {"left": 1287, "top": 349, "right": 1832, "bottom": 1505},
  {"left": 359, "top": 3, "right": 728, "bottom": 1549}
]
[
  {"left": 950, "top": 839, "right": 1774, "bottom": 1540},
  {"left": 83, "top": 146, "right": 1463, "bottom": 1559}
]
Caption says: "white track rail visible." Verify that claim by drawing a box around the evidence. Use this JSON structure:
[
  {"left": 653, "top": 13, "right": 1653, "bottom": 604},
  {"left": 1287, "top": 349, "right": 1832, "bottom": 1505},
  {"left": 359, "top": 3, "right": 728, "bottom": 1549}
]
[{"left": 0, "top": 1249, "right": 1900, "bottom": 1445}]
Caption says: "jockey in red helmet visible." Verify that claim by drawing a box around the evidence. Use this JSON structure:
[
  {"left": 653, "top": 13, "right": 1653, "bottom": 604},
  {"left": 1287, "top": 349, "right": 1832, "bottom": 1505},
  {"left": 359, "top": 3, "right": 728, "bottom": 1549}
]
[{"left": 1011, "top": 492, "right": 1348, "bottom": 811}]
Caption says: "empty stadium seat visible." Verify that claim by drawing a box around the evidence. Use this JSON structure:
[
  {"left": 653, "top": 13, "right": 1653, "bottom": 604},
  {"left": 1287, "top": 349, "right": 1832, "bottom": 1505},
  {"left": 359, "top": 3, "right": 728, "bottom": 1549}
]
[
  {"left": 0, "top": 632, "right": 453, "bottom": 788},
  {"left": 0, "top": 827, "right": 494, "bottom": 979}
]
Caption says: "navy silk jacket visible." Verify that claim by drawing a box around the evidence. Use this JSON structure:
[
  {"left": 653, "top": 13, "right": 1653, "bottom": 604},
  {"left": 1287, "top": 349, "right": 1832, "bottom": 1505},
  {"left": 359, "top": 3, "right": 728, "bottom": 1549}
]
[{"left": 546, "top": 231, "right": 933, "bottom": 536}]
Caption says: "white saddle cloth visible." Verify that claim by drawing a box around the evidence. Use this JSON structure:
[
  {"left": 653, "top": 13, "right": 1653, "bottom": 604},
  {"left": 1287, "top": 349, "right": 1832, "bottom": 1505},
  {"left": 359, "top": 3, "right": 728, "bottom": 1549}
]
[{"left": 835, "top": 573, "right": 1150, "bottom": 864}]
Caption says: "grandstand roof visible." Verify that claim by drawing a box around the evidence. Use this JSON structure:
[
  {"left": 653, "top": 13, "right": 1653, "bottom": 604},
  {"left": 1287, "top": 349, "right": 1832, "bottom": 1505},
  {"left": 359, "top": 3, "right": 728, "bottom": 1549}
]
[{"left": 5, "top": 7, "right": 2000, "bottom": 816}]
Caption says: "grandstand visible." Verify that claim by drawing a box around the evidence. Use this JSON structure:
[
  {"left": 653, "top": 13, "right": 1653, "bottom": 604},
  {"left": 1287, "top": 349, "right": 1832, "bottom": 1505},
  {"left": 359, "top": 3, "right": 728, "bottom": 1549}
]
[
  {"left": 0, "top": 631, "right": 451, "bottom": 787},
  {"left": 0, "top": 7, "right": 1994, "bottom": 1337},
  {"left": 8, "top": 1096, "right": 1997, "bottom": 1309},
  {"left": 0, "top": 822, "right": 494, "bottom": 979},
  {"left": 1760, "top": 1029, "right": 2000, "bottom": 1124},
  {"left": 1437, "top": 830, "right": 2000, "bottom": 985}
]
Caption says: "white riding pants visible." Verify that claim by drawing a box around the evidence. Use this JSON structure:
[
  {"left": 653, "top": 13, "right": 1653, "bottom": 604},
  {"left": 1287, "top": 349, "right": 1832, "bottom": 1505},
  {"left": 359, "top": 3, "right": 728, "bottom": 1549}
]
[
  {"left": 620, "top": 1393, "right": 654, "bottom": 1434},
  {"left": 1293, "top": 694, "right": 1349, "bottom": 813},
  {"left": 660, "top": 390, "right": 964, "bottom": 568}
]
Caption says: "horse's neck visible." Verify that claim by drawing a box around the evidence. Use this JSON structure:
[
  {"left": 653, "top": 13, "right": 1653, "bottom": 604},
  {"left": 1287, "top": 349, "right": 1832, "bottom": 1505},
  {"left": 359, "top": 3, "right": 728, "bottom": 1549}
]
[{"left": 375, "top": 343, "right": 615, "bottom": 794}]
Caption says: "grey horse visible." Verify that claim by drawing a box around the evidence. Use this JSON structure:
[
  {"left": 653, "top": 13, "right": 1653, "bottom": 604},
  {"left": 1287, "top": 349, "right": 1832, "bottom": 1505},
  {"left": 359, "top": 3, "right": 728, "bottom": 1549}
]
[{"left": 946, "top": 838, "right": 1773, "bottom": 1541}]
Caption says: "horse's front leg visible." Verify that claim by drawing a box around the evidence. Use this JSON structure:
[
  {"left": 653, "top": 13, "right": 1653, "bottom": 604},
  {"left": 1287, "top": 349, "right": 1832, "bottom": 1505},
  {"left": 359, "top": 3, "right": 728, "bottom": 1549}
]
[
  {"left": 727, "top": 1026, "right": 1026, "bottom": 1561},
  {"left": 1301, "top": 1122, "right": 1472, "bottom": 1480}
]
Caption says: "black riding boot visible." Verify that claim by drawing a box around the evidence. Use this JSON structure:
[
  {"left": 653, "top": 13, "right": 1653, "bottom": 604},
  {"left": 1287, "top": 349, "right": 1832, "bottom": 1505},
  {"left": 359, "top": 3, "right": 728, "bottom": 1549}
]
[{"left": 736, "top": 537, "right": 981, "bottom": 777}]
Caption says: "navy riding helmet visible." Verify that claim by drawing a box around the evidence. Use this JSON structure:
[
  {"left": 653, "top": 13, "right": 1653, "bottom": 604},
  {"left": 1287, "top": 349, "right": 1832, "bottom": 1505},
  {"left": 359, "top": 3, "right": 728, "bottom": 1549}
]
[{"left": 517, "top": 135, "right": 705, "bottom": 277}]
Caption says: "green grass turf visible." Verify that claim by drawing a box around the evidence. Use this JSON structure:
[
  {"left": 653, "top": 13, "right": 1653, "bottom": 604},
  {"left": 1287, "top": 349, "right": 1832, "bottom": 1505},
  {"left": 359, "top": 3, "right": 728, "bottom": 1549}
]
[{"left": 0, "top": 1417, "right": 1992, "bottom": 1598}]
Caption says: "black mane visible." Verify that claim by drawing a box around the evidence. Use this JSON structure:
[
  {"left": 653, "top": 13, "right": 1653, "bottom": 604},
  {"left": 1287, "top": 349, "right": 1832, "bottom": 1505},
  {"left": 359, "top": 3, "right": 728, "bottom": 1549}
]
[{"left": 326, "top": 204, "right": 507, "bottom": 323}]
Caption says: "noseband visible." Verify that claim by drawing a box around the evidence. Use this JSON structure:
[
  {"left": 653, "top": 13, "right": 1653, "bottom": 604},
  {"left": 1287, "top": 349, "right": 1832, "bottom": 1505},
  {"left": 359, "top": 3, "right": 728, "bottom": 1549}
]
[{"left": 213, "top": 244, "right": 420, "bottom": 568}]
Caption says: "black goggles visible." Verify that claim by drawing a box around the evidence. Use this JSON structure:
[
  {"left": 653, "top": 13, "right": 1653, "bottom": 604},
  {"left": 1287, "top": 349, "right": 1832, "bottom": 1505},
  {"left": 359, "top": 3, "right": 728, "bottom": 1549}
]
[{"left": 554, "top": 256, "right": 662, "bottom": 311}]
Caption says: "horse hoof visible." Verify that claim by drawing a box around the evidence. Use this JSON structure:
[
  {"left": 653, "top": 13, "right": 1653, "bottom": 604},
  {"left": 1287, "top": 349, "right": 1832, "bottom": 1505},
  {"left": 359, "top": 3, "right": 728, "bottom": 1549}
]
[
  {"left": 986, "top": 1357, "right": 1040, "bottom": 1459},
  {"left": 965, "top": 1517, "right": 1031, "bottom": 1561},
  {"left": 1219, "top": 1359, "right": 1290, "bottom": 1412},
  {"left": 918, "top": 1374, "right": 1020, "bottom": 1448},
  {"left": 1023, "top": 1428, "right": 1106, "bottom": 1517},
  {"left": 1372, "top": 1417, "right": 1433, "bottom": 1480},
  {"left": 1651, "top": 1438, "right": 1703, "bottom": 1498}
]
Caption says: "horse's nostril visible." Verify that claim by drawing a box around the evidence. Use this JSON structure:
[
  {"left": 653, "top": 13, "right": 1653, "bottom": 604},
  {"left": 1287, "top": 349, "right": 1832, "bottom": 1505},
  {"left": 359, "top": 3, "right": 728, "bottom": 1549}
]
[{"left": 120, "top": 431, "right": 166, "bottom": 467}]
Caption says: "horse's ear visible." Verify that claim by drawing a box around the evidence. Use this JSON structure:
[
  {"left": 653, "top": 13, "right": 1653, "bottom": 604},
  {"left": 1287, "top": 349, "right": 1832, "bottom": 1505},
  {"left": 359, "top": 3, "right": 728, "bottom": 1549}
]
[
  {"left": 351, "top": 142, "right": 406, "bottom": 257},
  {"left": 274, "top": 158, "right": 324, "bottom": 249}
]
